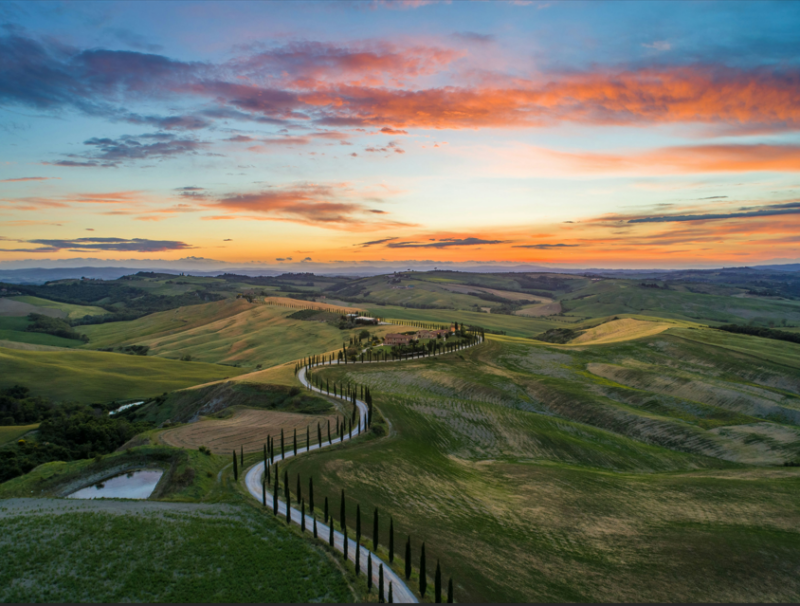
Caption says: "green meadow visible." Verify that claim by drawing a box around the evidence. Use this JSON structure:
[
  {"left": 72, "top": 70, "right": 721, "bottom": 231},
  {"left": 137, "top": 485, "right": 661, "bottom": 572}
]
[
  {"left": 0, "top": 347, "right": 245, "bottom": 403},
  {"left": 283, "top": 330, "right": 800, "bottom": 602}
]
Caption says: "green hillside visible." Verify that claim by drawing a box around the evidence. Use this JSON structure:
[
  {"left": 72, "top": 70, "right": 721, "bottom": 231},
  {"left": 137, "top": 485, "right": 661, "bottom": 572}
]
[
  {"left": 282, "top": 328, "right": 800, "bottom": 602},
  {"left": 0, "top": 347, "right": 245, "bottom": 403}
]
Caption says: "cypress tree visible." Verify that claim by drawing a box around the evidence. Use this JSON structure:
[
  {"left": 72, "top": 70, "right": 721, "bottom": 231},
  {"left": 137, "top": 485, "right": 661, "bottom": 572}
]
[
  {"left": 405, "top": 536, "right": 411, "bottom": 579},
  {"left": 435, "top": 560, "right": 442, "bottom": 603},
  {"left": 419, "top": 542, "right": 427, "bottom": 597},
  {"left": 447, "top": 578, "right": 453, "bottom": 603},
  {"left": 343, "top": 526, "right": 348, "bottom": 561},
  {"left": 285, "top": 470, "right": 291, "bottom": 525},
  {"left": 373, "top": 508, "right": 379, "bottom": 552},
  {"left": 232, "top": 450, "right": 238, "bottom": 481},
  {"left": 309, "top": 477, "right": 314, "bottom": 514},
  {"left": 367, "top": 552, "right": 373, "bottom": 591},
  {"left": 293, "top": 428, "right": 297, "bottom": 455},
  {"left": 379, "top": 564, "right": 385, "bottom": 603},
  {"left": 318, "top": 423, "right": 322, "bottom": 447},
  {"left": 389, "top": 517, "right": 394, "bottom": 563},
  {"left": 266, "top": 462, "right": 270, "bottom": 486},
  {"left": 296, "top": 474, "right": 302, "bottom": 505},
  {"left": 324, "top": 496, "right": 329, "bottom": 524},
  {"left": 327, "top": 419, "right": 331, "bottom": 444},
  {"left": 313, "top": 517, "right": 318, "bottom": 539},
  {"left": 240, "top": 445, "right": 244, "bottom": 466},
  {"left": 262, "top": 478, "right": 266, "bottom": 506},
  {"left": 281, "top": 428, "right": 285, "bottom": 458},
  {"left": 356, "top": 504, "right": 361, "bottom": 544},
  {"left": 273, "top": 484, "right": 278, "bottom": 516},
  {"left": 301, "top": 499, "right": 306, "bottom": 532},
  {"left": 329, "top": 517, "right": 334, "bottom": 546},
  {"left": 355, "top": 540, "right": 360, "bottom": 576}
]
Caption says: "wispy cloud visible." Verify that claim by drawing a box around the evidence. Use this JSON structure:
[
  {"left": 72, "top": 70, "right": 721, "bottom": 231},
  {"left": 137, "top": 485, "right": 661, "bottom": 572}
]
[{"left": 387, "top": 237, "right": 508, "bottom": 248}]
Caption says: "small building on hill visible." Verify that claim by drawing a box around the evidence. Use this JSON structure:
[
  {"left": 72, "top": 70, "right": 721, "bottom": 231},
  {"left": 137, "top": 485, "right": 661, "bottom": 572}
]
[
  {"left": 384, "top": 333, "right": 416, "bottom": 346},
  {"left": 417, "top": 329, "right": 449, "bottom": 339},
  {"left": 354, "top": 316, "right": 378, "bottom": 325}
]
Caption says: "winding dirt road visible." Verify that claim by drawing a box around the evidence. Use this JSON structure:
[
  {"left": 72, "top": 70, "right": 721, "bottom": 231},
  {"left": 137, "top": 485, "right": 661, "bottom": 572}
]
[{"left": 244, "top": 335, "right": 482, "bottom": 603}]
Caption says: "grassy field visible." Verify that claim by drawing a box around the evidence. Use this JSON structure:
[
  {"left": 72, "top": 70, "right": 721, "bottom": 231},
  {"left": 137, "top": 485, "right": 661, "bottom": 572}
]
[
  {"left": 159, "top": 407, "right": 340, "bottom": 454},
  {"left": 10, "top": 295, "right": 108, "bottom": 319},
  {"left": 0, "top": 347, "right": 245, "bottom": 403},
  {"left": 562, "top": 280, "right": 800, "bottom": 326},
  {"left": 278, "top": 330, "right": 800, "bottom": 602},
  {"left": 0, "top": 424, "right": 39, "bottom": 445},
  {"left": 82, "top": 299, "right": 412, "bottom": 369},
  {"left": 0, "top": 500, "right": 355, "bottom": 603},
  {"left": 368, "top": 305, "right": 564, "bottom": 337},
  {"left": 0, "top": 316, "right": 85, "bottom": 348}
]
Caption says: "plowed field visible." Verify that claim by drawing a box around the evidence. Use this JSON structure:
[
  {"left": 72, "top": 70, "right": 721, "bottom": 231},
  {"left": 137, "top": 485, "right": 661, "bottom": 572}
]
[{"left": 159, "top": 408, "right": 341, "bottom": 454}]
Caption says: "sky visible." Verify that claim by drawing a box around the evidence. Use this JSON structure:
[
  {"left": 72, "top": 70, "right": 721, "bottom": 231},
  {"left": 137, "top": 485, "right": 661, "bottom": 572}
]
[{"left": 1, "top": 0, "right": 800, "bottom": 270}]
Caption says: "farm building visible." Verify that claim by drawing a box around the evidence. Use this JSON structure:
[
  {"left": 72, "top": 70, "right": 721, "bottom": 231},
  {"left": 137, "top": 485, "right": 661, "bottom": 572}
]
[
  {"left": 384, "top": 333, "right": 417, "bottom": 346},
  {"left": 354, "top": 316, "right": 379, "bottom": 325},
  {"left": 417, "top": 329, "right": 450, "bottom": 339}
]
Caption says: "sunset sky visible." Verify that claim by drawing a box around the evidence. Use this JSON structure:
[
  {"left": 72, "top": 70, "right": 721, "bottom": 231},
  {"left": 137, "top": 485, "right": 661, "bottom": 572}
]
[{"left": 2, "top": 0, "right": 800, "bottom": 270}]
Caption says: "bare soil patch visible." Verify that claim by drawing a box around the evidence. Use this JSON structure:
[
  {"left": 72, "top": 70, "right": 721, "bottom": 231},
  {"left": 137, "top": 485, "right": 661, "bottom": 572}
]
[{"left": 159, "top": 408, "right": 339, "bottom": 453}]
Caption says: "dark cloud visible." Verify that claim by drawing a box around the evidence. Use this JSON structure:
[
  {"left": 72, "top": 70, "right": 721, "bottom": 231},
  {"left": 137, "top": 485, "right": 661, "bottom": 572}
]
[
  {"left": 357, "top": 237, "right": 397, "bottom": 247},
  {"left": 512, "top": 243, "right": 580, "bottom": 249},
  {"left": 628, "top": 201, "right": 800, "bottom": 223},
  {"left": 275, "top": 257, "right": 293, "bottom": 261},
  {"left": 387, "top": 237, "right": 508, "bottom": 249},
  {"left": 223, "top": 239, "right": 232, "bottom": 241},
  {"left": 452, "top": 32, "right": 495, "bottom": 44},
  {"left": 380, "top": 127, "right": 408, "bottom": 135},
  {"left": 51, "top": 133, "right": 208, "bottom": 167},
  {"left": 301, "top": 256, "right": 312, "bottom": 261},
  {"left": 697, "top": 195, "right": 728, "bottom": 200},
  {"left": 15, "top": 237, "right": 193, "bottom": 253}
]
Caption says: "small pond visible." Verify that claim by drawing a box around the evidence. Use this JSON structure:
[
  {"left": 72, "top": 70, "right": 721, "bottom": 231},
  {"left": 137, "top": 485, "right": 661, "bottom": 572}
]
[{"left": 67, "top": 469, "right": 163, "bottom": 500}]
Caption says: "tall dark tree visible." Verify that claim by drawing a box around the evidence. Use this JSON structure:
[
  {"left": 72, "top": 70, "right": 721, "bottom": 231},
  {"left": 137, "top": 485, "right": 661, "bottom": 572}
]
[
  {"left": 324, "top": 496, "right": 329, "bottom": 524},
  {"left": 329, "top": 516, "right": 334, "bottom": 546},
  {"left": 240, "top": 445, "right": 244, "bottom": 466},
  {"left": 447, "top": 578, "right": 453, "bottom": 603},
  {"left": 367, "top": 552, "right": 373, "bottom": 591},
  {"left": 343, "top": 526, "right": 348, "bottom": 561},
  {"left": 373, "top": 508, "right": 379, "bottom": 552},
  {"left": 355, "top": 540, "right": 360, "bottom": 576},
  {"left": 317, "top": 423, "right": 322, "bottom": 447},
  {"left": 273, "top": 486, "right": 278, "bottom": 516},
  {"left": 356, "top": 504, "right": 362, "bottom": 544},
  {"left": 281, "top": 428, "right": 285, "bottom": 458},
  {"left": 301, "top": 499, "right": 306, "bottom": 533},
  {"left": 379, "top": 563, "right": 385, "bottom": 603},
  {"left": 389, "top": 582, "right": 393, "bottom": 604},
  {"left": 262, "top": 477, "right": 266, "bottom": 506},
  {"left": 435, "top": 559, "right": 442, "bottom": 603},
  {"left": 389, "top": 517, "right": 394, "bottom": 563},
  {"left": 284, "top": 470, "right": 291, "bottom": 525},
  {"left": 313, "top": 516, "right": 317, "bottom": 539},
  {"left": 327, "top": 419, "right": 331, "bottom": 444},
  {"left": 405, "top": 536, "right": 412, "bottom": 580},
  {"left": 232, "top": 450, "right": 238, "bottom": 481},
  {"left": 294, "top": 475, "right": 301, "bottom": 504},
  {"left": 419, "top": 542, "right": 427, "bottom": 597}
]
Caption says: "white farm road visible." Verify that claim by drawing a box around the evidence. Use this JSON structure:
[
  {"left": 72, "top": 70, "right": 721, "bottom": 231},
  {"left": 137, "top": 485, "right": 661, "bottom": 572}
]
[{"left": 244, "top": 334, "right": 483, "bottom": 603}]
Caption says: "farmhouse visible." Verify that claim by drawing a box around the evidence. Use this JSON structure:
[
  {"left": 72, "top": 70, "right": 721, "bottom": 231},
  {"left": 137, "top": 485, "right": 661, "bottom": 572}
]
[
  {"left": 384, "top": 333, "right": 416, "bottom": 346},
  {"left": 417, "top": 329, "right": 449, "bottom": 339}
]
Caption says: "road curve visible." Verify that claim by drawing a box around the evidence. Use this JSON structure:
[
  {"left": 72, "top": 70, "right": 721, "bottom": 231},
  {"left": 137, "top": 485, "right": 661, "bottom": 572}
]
[{"left": 244, "top": 335, "right": 483, "bottom": 603}]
